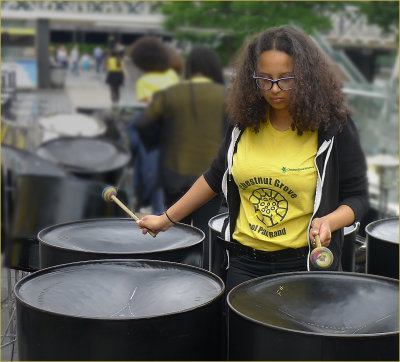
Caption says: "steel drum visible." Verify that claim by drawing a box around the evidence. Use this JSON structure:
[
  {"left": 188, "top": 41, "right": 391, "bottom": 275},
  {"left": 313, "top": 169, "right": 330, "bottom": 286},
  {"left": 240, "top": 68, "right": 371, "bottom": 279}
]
[
  {"left": 366, "top": 217, "right": 399, "bottom": 279},
  {"left": 39, "top": 218, "right": 204, "bottom": 268},
  {"left": 208, "top": 212, "right": 228, "bottom": 280},
  {"left": 15, "top": 259, "right": 225, "bottom": 361},
  {"left": 39, "top": 113, "right": 106, "bottom": 143},
  {"left": 35, "top": 137, "right": 130, "bottom": 184},
  {"left": 228, "top": 271, "right": 399, "bottom": 361},
  {"left": 6, "top": 175, "right": 128, "bottom": 272},
  {"left": 1, "top": 144, "right": 68, "bottom": 177},
  {"left": 1, "top": 145, "right": 67, "bottom": 256},
  {"left": 342, "top": 222, "right": 359, "bottom": 272}
]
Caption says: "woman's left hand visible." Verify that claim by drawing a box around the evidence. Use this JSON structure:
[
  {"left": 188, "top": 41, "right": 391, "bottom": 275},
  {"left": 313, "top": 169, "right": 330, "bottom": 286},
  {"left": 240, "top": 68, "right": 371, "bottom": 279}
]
[{"left": 310, "top": 217, "right": 332, "bottom": 247}]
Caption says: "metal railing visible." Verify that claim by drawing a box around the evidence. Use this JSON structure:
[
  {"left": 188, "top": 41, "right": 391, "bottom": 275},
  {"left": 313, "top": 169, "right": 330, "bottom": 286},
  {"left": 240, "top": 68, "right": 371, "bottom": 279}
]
[{"left": 1, "top": 1, "right": 157, "bottom": 14}]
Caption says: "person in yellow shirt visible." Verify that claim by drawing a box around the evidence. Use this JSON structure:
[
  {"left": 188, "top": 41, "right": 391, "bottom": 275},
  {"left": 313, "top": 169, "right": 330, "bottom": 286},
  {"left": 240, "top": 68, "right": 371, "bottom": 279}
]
[
  {"left": 136, "top": 26, "right": 368, "bottom": 293},
  {"left": 129, "top": 36, "right": 180, "bottom": 104},
  {"left": 105, "top": 49, "right": 129, "bottom": 107},
  {"left": 126, "top": 36, "right": 181, "bottom": 215}
]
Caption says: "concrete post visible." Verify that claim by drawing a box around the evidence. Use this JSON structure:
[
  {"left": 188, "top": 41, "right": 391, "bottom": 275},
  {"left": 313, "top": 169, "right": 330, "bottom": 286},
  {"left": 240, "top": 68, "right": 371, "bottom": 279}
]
[{"left": 36, "top": 18, "right": 50, "bottom": 88}]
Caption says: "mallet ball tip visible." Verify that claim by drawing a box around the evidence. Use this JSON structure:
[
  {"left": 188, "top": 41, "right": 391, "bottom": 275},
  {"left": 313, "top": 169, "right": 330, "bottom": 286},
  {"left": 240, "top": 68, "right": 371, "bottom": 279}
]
[
  {"left": 102, "top": 186, "right": 117, "bottom": 201},
  {"left": 310, "top": 247, "right": 333, "bottom": 269}
]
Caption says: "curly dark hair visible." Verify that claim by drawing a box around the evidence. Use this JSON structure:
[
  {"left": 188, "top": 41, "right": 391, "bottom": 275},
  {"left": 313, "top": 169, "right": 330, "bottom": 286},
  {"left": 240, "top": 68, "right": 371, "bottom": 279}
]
[
  {"left": 129, "top": 36, "right": 171, "bottom": 72},
  {"left": 228, "top": 26, "right": 350, "bottom": 134},
  {"left": 185, "top": 45, "right": 224, "bottom": 85}
]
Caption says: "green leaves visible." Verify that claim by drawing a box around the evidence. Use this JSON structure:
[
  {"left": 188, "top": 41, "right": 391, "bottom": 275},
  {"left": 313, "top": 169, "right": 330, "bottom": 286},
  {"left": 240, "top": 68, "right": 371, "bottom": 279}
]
[{"left": 158, "top": 1, "right": 398, "bottom": 65}]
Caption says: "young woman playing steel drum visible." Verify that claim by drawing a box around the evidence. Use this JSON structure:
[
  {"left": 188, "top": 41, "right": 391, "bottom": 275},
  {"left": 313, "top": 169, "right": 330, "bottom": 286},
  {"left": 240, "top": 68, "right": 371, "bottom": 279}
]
[{"left": 137, "top": 26, "right": 368, "bottom": 293}]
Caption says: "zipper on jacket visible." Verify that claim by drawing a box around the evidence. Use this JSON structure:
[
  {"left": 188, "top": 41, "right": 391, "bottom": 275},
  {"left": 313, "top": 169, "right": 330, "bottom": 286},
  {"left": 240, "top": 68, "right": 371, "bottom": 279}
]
[{"left": 306, "top": 137, "right": 335, "bottom": 270}]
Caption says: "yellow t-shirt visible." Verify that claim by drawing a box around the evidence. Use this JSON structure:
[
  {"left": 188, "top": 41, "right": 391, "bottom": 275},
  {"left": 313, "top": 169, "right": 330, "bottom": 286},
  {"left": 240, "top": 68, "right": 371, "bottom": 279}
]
[
  {"left": 136, "top": 69, "right": 180, "bottom": 102},
  {"left": 232, "top": 119, "right": 318, "bottom": 251},
  {"left": 107, "top": 57, "right": 123, "bottom": 72}
]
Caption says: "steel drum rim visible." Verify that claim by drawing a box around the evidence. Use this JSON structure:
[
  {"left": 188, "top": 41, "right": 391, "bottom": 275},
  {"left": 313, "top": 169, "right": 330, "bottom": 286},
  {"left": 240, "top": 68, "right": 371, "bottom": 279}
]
[
  {"left": 36, "top": 136, "right": 131, "bottom": 172},
  {"left": 1, "top": 145, "right": 68, "bottom": 176},
  {"left": 208, "top": 212, "right": 228, "bottom": 232},
  {"left": 39, "top": 113, "right": 107, "bottom": 136},
  {"left": 365, "top": 217, "right": 399, "bottom": 245},
  {"left": 14, "top": 258, "right": 225, "bottom": 321},
  {"left": 37, "top": 218, "right": 205, "bottom": 254},
  {"left": 227, "top": 270, "right": 399, "bottom": 338},
  {"left": 344, "top": 222, "right": 359, "bottom": 235}
]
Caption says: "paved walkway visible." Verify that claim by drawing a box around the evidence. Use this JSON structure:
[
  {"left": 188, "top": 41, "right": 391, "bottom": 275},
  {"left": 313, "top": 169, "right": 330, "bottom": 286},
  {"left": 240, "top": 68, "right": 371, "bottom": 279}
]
[{"left": 64, "top": 60, "right": 141, "bottom": 111}]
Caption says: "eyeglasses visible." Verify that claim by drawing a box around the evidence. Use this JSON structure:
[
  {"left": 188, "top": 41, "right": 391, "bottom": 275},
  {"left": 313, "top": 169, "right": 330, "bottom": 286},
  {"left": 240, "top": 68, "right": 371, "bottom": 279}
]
[{"left": 253, "top": 72, "right": 294, "bottom": 91}]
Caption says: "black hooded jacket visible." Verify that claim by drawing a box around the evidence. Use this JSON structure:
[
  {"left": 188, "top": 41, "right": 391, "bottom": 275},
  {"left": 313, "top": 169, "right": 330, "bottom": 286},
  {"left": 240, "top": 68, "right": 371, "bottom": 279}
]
[{"left": 203, "top": 118, "right": 369, "bottom": 271}]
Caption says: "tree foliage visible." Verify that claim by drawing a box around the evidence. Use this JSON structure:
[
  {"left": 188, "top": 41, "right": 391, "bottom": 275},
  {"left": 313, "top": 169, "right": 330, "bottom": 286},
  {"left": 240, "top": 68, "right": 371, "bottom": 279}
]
[
  {"left": 156, "top": 1, "right": 345, "bottom": 64},
  {"left": 354, "top": 1, "right": 399, "bottom": 35},
  {"left": 156, "top": 1, "right": 398, "bottom": 65}
]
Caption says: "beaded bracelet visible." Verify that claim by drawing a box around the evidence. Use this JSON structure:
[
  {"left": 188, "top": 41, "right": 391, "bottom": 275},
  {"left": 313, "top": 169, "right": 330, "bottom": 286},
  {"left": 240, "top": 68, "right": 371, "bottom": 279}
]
[{"left": 165, "top": 211, "right": 177, "bottom": 225}]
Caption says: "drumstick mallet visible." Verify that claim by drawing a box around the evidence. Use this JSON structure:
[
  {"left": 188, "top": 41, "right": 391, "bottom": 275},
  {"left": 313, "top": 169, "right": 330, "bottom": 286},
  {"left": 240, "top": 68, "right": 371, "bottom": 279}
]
[
  {"left": 310, "top": 235, "right": 333, "bottom": 269},
  {"left": 102, "top": 186, "right": 156, "bottom": 238}
]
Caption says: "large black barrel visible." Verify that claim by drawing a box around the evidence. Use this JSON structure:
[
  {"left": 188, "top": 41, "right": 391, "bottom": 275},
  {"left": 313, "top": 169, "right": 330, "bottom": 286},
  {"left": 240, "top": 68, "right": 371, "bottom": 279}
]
[
  {"left": 39, "top": 218, "right": 203, "bottom": 268},
  {"left": 342, "top": 222, "right": 359, "bottom": 272},
  {"left": 228, "top": 271, "right": 399, "bottom": 361},
  {"left": 366, "top": 217, "right": 399, "bottom": 279},
  {"left": 6, "top": 175, "right": 128, "bottom": 271},
  {"left": 1, "top": 145, "right": 67, "bottom": 252},
  {"left": 35, "top": 136, "right": 130, "bottom": 184},
  {"left": 208, "top": 213, "right": 228, "bottom": 280},
  {"left": 15, "top": 259, "right": 225, "bottom": 361}
]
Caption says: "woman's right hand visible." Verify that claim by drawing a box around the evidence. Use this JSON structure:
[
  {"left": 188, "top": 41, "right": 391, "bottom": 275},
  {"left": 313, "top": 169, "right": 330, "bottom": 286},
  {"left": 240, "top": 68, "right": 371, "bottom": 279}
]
[{"left": 136, "top": 214, "right": 173, "bottom": 236}]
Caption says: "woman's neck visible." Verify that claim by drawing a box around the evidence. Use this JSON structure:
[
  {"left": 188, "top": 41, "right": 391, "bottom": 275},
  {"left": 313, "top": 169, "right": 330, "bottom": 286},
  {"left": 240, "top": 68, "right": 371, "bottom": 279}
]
[{"left": 269, "top": 109, "right": 293, "bottom": 131}]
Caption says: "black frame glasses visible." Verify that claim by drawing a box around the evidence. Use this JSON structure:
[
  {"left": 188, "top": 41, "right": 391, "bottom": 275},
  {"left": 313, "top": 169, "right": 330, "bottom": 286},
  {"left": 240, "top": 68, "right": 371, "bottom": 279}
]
[{"left": 253, "top": 72, "right": 294, "bottom": 91}]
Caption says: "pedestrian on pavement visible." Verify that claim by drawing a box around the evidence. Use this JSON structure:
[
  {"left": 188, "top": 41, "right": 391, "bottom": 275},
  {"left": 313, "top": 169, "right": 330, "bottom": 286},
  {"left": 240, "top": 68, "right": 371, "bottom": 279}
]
[
  {"left": 105, "top": 48, "right": 129, "bottom": 107},
  {"left": 136, "top": 26, "right": 368, "bottom": 289},
  {"left": 135, "top": 45, "right": 228, "bottom": 270},
  {"left": 56, "top": 45, "right": 68, "bottom": 69},
  {"left": 81, "top": 53, "right": 91, "bottom": 71},
  {"left": 70, "top": 45, "right": 80, "bottom": 76},
  {"left": 93, "top": 46, "right": 104, "bottom": 73}
]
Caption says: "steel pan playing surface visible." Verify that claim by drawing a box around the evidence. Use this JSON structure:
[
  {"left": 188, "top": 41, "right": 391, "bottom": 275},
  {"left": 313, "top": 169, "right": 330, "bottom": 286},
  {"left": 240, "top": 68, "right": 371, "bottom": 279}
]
[
  {"left": 228, "top": 271, "right": 398, "bottom": 361},
  {"left": 39, "top": 218, "right": 203, "bottom": 268},
  {"left": 15, "top": 259, "right": 225, "bottom": 360},
  {"left": 35, "top": 137, "right": 130, "bottom": 184}
]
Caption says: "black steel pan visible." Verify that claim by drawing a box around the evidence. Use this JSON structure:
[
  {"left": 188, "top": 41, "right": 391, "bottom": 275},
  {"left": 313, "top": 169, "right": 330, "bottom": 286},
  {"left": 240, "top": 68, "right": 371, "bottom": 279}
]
[
  {"left": 1, "top": 145, "right": 67, "bottom": 255},
  {"left": 208, "top": 212, "right": 228, "bottom": 280},
  {"left": 342, "top": 222, "right": 359, "bottom": 272},
  {"left": 6, "top": 175, "right": 128, "bottom": 271},
  {"left": 1, "top": 144, "right": 68, "bottom": 177},
  {"left": 35, "top": 136, "right": 130, "bottom": 184},
  {"left": 228, "top": 271, "right": 399, "bottom": 361},
  {"left": 366, "top": 217, "right": 399, "bottom": 279},
  {"left": 15, "top": 259, "right": 225, "bottom": 361},
  {"left": 39, "top": 218, "right": 203, "bottom": 268}
]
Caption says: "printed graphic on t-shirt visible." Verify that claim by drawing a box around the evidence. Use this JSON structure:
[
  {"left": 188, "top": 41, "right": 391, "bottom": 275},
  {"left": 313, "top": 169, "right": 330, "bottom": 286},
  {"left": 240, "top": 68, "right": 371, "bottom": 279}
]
[{"left": 250, "top": 187, "right": 288, "bottom": 227}]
